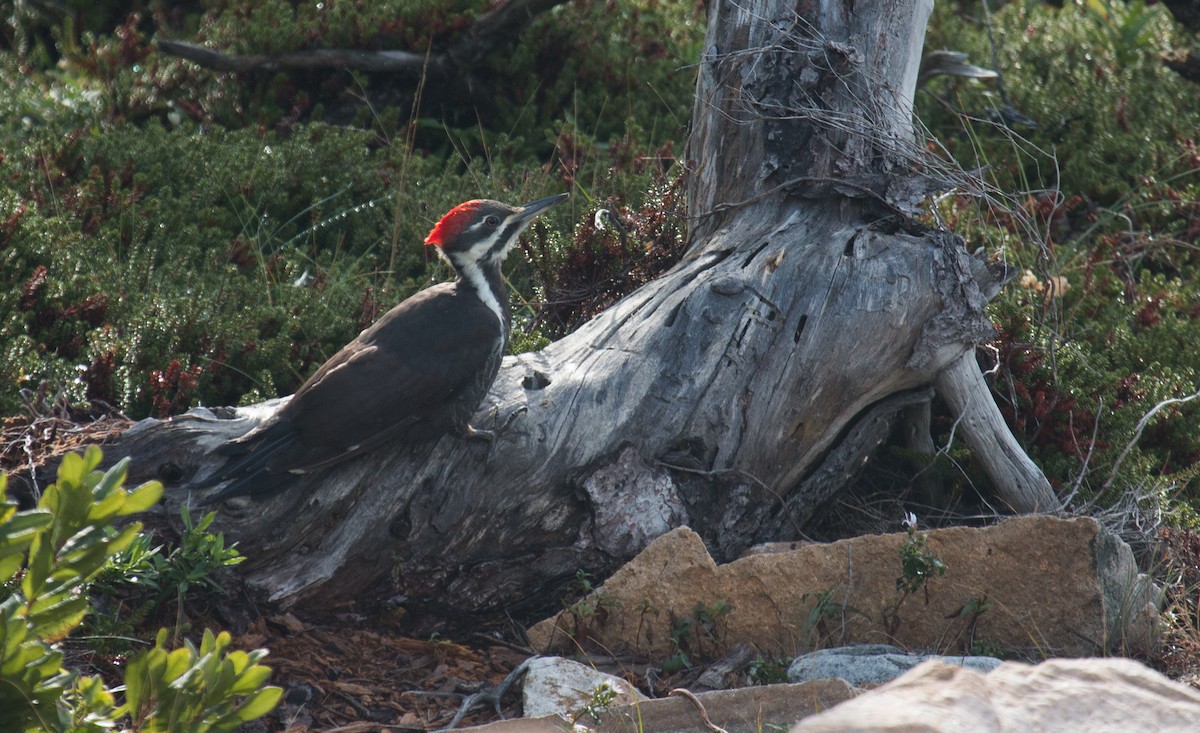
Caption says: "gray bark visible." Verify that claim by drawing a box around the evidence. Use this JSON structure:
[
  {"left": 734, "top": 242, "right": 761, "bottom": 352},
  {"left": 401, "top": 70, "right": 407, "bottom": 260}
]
[
  {"left": 112, "top": 0, "right": 1055, "bottom": 623},
  {"left": 934, "top": 351, "right": 1060, "bottom": 513}
]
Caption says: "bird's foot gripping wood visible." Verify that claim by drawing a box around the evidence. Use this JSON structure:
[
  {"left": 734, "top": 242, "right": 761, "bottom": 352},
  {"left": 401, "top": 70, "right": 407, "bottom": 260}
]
[
  {"left": 461, "top": 424, "right": 497, "bottom": 443},
  {"left": 461, "top": 405, "right": 528, "bottom": 443},
  {"left": 461, "top": 406, "right": 527, "bottom": 466}
]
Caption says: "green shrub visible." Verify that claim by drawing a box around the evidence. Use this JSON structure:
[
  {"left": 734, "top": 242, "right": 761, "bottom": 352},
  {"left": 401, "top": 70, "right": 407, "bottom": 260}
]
[
  {"left": 920, "top": 2, "right": 1200, "bottom": 512},
  {"left": 122, "top": 627, "right": 281, "bottom": 733},
  {"left": 87, "top": 506, "right": 245, "bottom": 651},
  {"left": 0, "top": 446, "right": 281, "bottom": 732}
]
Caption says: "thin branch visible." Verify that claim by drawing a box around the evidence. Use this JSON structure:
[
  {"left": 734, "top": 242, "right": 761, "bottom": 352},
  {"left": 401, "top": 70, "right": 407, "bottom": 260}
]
[
  {"left": 437, "top": 656, "right": 537, "bottom": 730},
  {"left": 1102, "top": 388, "right": 1200, "bottom": 493},
  {"left": 157, "top": 0, "right": 569, "bottom": 81},
  {"left": 155, "top": 41, "right": 428, "bottom": 74},
  {"left": 668, "top": 688, "right": 729, "bottom": 733}
]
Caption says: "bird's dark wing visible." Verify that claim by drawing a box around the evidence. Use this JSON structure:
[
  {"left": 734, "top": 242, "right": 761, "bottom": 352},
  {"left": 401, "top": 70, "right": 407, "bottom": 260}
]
[
  {"left": 198, "top": 282, "right": 504, "bottom": 502},
  {"left": 273, "top": 282, "right": 504, "bottom": 472}
]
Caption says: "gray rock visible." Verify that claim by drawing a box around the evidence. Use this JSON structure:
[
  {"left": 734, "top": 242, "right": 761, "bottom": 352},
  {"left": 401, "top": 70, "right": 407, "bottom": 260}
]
[
  {"left": 520, "top": 656, "right": 645, "bottom": 719},
  {"left": 788, "top": 644, "right": 1002, "bottom": 687}
]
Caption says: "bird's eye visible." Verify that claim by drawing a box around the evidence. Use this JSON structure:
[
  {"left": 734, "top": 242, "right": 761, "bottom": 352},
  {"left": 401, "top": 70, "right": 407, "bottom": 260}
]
[{"left": 484, "top": 215, "right": 501, "bottom": 228}]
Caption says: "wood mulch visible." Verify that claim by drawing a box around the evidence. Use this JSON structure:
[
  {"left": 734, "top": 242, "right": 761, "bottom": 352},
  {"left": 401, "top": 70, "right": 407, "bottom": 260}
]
[{"left": 237, "top": 613, "right": 532, "bottom": 731}]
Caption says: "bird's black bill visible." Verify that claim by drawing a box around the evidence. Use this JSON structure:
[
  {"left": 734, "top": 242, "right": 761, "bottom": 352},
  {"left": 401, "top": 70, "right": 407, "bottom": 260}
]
[{"left": 517, "top": 192, "right": 569, "bottom": 221}]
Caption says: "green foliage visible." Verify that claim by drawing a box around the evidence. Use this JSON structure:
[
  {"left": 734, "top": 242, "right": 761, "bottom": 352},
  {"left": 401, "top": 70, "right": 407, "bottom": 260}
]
[
  {"left": 1082, "top": 0, "right": 1163, "bottom": 66},
  {"left": 921, "top": 2, "right": 1200, "bottom": 512},
  {"left": 147, "top": 507, "right": 244, "bottom": 600},
  {"left": 122, "top": 627, "right": 282, "bottom": 733},
  {"left": 92, "top": 506, "right": 245, "bottom": 620},
  {"left": 924, "top": 1, "right": 1185, "bottom": 201},
  {"left": 882, "top": 521, "right": 947, "bottom": 636},
  {"left": 800, "top": 588, "right": 867, "bottom": 649},
  {"left": 660, "top": 650, "right": 691, "bottom": 675},
  {"left": 0, "top": 115, "right": 433, "bottom": 417},
  {"left": 667, "top": 599, "right": 733, "bottom": 669},
  {"left": 561, "top": 569, "right": 619, "bottom": 649},
  {"left": 14, "top": 447, "right": 162, "bottom": 645},
  {"left": 0, "top": 0, "right": 698, "bottom": 420},
  {"left": 896, "top": 525, "right": 947, "bottom": 596},
  {"left": 971, "top": 637, "right": 1004, "bottom": 658},
  {"left": 941, "top": 593, "right": 997, "bottom": 656},
  {"left": 0, "top": 447, "right": 280, "bottom": 732},
  {"left": 747, "top": 654, "right": 792, "bottom": 686},
  {"left": 83, "top": 502, "right": 246, "bottom": 661},
  {"left": 574, "top": 681, "right": 619, "bottom": 724}
]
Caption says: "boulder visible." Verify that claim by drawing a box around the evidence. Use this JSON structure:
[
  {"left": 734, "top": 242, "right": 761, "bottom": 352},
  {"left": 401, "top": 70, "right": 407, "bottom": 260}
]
[
  {"left": 788, "top": 644, "right": 1002, "bottom": 686},
  {"left": 527, "top": 517, "right": 1159, "bottom": 659},
  {"left": 790, "top": 657, "right": 1200, "bottom": 733}
]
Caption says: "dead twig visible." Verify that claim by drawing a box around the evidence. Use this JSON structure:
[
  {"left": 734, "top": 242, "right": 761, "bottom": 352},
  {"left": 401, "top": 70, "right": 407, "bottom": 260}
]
[
  {"left": 668, "top": 688, "right": 729, "bottom": 733},
  {"left": 437, "top": 656, "right": 538, "bottom": 731},
  {"left": 158, "top": 0, "right": 570, "bottom": 89}
]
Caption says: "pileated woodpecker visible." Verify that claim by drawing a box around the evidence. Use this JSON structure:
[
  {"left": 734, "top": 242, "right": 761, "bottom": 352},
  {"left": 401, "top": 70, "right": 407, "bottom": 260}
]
[{"left": 198, "top": 193, "right": 568, "bottom": 501}]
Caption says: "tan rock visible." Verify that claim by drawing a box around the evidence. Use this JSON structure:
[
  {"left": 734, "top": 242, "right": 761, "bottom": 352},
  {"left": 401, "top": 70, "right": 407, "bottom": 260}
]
[
  {"left": 790, "top": 657, "right": 1200, "bottom": 733},
  {"left": 527, "top": 517, "right": 1159, "bottom": 659},
  {"left": 593, "top": 680, "right": 857, "bottom": 733}
]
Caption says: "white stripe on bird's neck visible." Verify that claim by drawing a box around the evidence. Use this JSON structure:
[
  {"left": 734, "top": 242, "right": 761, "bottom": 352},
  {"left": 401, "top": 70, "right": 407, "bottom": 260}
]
[
  {"left": 443, "top": 229, "right": 505, "bottom": 328},
  {"left": 455, "top": 258, "right": 505, "bottom": 330}
]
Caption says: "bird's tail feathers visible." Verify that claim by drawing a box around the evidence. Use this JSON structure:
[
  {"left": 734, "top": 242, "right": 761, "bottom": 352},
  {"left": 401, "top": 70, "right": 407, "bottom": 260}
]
[{"left": 194, "top": 428, "right": 298, "bottom": 502}]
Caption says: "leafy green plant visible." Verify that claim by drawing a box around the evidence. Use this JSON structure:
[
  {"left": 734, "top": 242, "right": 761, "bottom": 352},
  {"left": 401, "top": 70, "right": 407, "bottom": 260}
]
[
  {"left": 156, "top": 507, "right": 244, "bottom": 600},
  {"left": 0, "top": 0, "right": 701, "bottom": 422},
  {"left": 938, "top": 593, "right": 997, "bottom": 656},
  {"left": 659, "top": 648, "right": 691, "bottom": 675},
  {"left": 971, "top": 637, "right": 1004, "bottom": 658},
  {"left": 1082, "top": 0, "right": 1164, "bottom": 67},
  {"left": 572, "top": 681, "right": 619, "bottom": 725},
  {"left": 896, "top": 525, "right": 947, "bottom": 596},
  {"left": 920, "top": 1, "right": 1200, "bottom": 516},
  {"left": 560, "top": 569, "right": 619, "bottom": 651},
  {"left": 95, "top": 507, "right": 244, "bottom": 605},
  {"left": 666, "top": 599, "right": 733, "bottom": 671},
  {"left": 122, "top": 627, "right": 281, "bottom": 733},
  {"left": 0, "top": 446, "right": 280, "bottom": 732},
  {"left": 882, "top": 518, "right": 947, "bottom": 636},
  {"left": 84, "top": 505, "right": 246, "bottom": 655},
  {"left": 747, "top": 654, "right": 792, "bottom": 686},
  {"left": 801, "top": 588, "right": 868, "bottom": 649}
]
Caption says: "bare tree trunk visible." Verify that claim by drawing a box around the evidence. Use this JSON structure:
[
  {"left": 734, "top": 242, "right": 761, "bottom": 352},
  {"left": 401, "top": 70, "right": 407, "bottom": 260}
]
[{"left": 112, "top": 0, "right": 1056, "bottom": 623}]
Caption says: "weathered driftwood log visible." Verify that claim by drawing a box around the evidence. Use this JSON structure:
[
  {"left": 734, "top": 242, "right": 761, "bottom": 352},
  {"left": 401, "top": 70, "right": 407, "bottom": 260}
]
[{"left": 111, "top": 0, "right": 1057, "bottom": 624}]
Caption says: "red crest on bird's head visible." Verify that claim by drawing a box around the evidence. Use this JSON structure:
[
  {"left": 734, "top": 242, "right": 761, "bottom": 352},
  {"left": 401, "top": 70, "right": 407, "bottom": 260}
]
[{"left": 424, "top": 200, "right": 485, "bottom": 247}]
